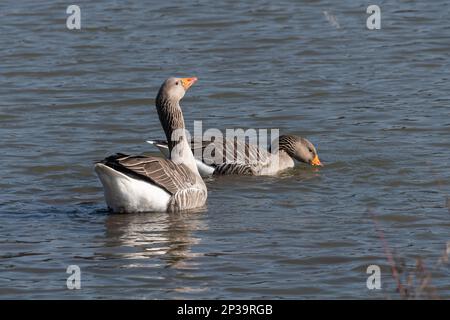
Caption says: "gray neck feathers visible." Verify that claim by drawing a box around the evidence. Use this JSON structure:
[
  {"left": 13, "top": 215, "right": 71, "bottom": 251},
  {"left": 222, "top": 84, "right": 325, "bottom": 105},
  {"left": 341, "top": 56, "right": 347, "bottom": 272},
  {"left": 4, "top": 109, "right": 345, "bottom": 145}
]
[
  {"left": 155, "top": 92, "right": 199, "bottom": 176},
  {"left": 156, "top": 93, "right": 185, "bottom": 152},
  {"left": 272, "top": 135, "right": 297, "bottom": 159}
]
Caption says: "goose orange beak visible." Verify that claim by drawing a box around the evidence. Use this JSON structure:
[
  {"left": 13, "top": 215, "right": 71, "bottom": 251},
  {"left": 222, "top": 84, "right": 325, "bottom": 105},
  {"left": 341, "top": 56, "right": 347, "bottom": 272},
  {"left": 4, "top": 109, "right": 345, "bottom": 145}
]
[
  {"left": 310, "top": 155, "right": 323, "bottom": 166},
  {"left": 181, "top": 77, "right": 197, "bottom": 90}
]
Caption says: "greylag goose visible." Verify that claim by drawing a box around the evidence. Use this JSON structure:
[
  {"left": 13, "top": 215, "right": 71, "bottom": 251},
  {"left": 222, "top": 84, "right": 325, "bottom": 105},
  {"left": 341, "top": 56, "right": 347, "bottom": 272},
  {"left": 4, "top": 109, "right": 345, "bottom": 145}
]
[
  {"left": 95, "top": 77, "right": 207, "bottom": 213},
  {"left": 147, "top": 134, "right": 322, "bottom": 176}
]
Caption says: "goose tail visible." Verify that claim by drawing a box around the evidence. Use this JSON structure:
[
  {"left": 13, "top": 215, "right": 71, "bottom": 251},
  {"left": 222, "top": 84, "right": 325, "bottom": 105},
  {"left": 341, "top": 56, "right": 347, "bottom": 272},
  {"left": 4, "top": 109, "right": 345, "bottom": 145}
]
[{"left": 146, "top": 140, "right": 170, "bottom": 158}]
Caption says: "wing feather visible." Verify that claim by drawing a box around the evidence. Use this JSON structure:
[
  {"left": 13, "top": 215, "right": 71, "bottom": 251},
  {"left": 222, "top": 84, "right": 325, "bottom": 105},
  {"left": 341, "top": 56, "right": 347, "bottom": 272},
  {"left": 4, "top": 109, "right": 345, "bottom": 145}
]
[
  {"left": 147, "top": 137, "right": 273, "bottom": 176},
  {"left": 100, "top": 154, "right": 198, "bottom": 195}
]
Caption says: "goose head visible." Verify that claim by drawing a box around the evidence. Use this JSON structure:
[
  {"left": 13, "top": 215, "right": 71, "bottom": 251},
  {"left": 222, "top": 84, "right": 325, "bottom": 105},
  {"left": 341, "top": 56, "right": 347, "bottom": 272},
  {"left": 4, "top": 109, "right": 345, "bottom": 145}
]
[
  {"left": 156, "top": 77, "right": 197, "bottom": 103},
  {"left": 277, "top": 135, "right": 323, "bottom": 166}
]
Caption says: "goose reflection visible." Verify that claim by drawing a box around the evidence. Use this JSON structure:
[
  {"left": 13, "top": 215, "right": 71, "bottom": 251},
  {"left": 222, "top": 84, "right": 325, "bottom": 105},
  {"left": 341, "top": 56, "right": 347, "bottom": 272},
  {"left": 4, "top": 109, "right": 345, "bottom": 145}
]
[{"left": 103, "top": 210, "right": 207, "bottom": 269}]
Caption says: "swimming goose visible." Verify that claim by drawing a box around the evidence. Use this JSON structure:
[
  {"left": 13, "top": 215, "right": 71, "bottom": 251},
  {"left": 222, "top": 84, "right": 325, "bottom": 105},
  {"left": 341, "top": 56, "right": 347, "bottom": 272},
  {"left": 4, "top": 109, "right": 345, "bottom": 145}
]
[
  {"left": 147, "top": 134, "right": 322, "bottom": 176},
  {"left": 95, "top": 77, "right": 207, "bottom": 213}
]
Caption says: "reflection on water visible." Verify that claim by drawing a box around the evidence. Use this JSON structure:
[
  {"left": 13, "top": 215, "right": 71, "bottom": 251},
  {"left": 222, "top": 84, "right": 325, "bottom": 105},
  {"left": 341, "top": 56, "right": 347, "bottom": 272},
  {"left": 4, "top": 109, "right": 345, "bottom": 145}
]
[
  {"left": 1, "top": 0, "right": 450, "bottom": 299},
  {"left": 104, "top": 211, "right": 208, "bottom": 269}
]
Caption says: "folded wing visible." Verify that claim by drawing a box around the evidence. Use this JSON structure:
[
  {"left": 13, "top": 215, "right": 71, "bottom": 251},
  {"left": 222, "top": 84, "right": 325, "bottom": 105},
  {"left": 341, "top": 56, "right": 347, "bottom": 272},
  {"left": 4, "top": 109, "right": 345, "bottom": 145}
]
[{"left": 99, "top": 153, "right": 198, "bottom": 195}]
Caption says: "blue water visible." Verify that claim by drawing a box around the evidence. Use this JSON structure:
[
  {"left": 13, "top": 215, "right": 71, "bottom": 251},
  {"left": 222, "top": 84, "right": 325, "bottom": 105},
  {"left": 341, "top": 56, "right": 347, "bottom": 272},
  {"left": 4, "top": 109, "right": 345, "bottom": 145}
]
[{"left": 1, "top": 0, "right": 449, "bottom": 299}]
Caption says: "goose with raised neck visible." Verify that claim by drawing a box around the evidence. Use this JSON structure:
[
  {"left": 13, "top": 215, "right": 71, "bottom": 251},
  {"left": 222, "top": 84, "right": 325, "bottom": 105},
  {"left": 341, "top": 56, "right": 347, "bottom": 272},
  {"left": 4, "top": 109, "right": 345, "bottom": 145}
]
[{"left": 95, "top": 77, "right": 207, "bottom": 213}]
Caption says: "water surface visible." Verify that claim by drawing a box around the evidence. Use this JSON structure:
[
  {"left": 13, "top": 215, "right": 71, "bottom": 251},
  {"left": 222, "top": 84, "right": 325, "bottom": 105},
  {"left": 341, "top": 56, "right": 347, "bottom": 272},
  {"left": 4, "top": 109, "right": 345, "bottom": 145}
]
[{"left": 1, "top": 0, "right": 449, "bottom": 299}]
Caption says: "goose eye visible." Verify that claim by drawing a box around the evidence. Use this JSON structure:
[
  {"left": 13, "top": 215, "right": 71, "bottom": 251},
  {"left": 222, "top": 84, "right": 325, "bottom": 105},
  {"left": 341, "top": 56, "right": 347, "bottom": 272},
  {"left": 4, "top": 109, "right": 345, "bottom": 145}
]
[{"left": 175, "top": 81, "right": 179, "bottom": 85}]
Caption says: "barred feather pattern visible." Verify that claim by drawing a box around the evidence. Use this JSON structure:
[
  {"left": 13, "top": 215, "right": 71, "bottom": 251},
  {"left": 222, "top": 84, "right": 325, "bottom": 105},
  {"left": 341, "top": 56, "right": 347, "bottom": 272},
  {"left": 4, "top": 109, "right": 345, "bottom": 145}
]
[
  {"left": 195, "top": 137, "right": 270, "bottom": 175},
  {"left": 213, "top": 163, "right": 256, "bottom": 175},
  {"left": 194, "top": 137, "right": 270, "bottom": 164},
  {"left": 99, "top": 153, "right": 207, "bottom": 212},
  {"left": 156, "top": 94, "right": 185, "bottom": 152},
  {"left": 151, "top": 137, "right": 291, "bottom": 176},
  {"left": 276, "top": 135, "right": 302, "bottom": 159}
]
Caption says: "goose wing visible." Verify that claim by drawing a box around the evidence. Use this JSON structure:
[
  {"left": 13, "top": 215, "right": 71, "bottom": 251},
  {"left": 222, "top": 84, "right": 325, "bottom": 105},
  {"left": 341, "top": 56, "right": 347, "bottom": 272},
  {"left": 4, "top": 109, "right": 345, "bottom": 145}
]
[
  {"left": 99, "top": 153, "right": 198, "bottom": 195},
  {"left": 148, "top": 138, "right": 272, "bottom": 166},
  {"left": 203, "top": 138, "right": 263, "bottom": 175},
  {"left": 201, "top": 137, "right": 268, "bottom": 164}
]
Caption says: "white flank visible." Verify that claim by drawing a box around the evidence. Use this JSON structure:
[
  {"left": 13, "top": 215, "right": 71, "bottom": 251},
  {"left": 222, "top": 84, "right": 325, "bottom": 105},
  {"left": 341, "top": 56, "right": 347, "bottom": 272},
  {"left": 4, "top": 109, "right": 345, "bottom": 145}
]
[
  {"left": 196, "top": 159, "right": 215, "bottom": 176},
  {"left": 94, "top": 163, "right": 170, "bottom": 213}
]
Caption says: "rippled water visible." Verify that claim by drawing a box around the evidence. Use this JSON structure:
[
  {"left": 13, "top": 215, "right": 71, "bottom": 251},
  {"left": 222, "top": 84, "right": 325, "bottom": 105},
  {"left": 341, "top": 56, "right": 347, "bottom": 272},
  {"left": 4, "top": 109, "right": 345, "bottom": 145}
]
[{"left": 1, "top": 0, "right": 450, "bottom": 299}]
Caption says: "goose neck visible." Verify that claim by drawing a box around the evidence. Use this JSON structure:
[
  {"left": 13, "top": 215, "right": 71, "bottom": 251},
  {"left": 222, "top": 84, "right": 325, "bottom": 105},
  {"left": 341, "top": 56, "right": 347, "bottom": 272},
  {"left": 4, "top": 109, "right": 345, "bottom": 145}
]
[{"left": 155, "top": 97, "right": 199, "bottom": 176}]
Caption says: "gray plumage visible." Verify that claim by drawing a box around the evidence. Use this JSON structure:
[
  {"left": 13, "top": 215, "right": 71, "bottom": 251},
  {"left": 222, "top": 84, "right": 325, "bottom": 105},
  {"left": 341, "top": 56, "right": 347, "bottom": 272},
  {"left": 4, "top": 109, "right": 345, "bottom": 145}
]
[
  {"left": 148, "top": 134, "right": 322, "bottom": 176},
  {"left": 95, "top": 77, "right": 207, "bottom": 213},
  {"left": 99, "top": 153, "right": 206, "bottom": 211}
]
